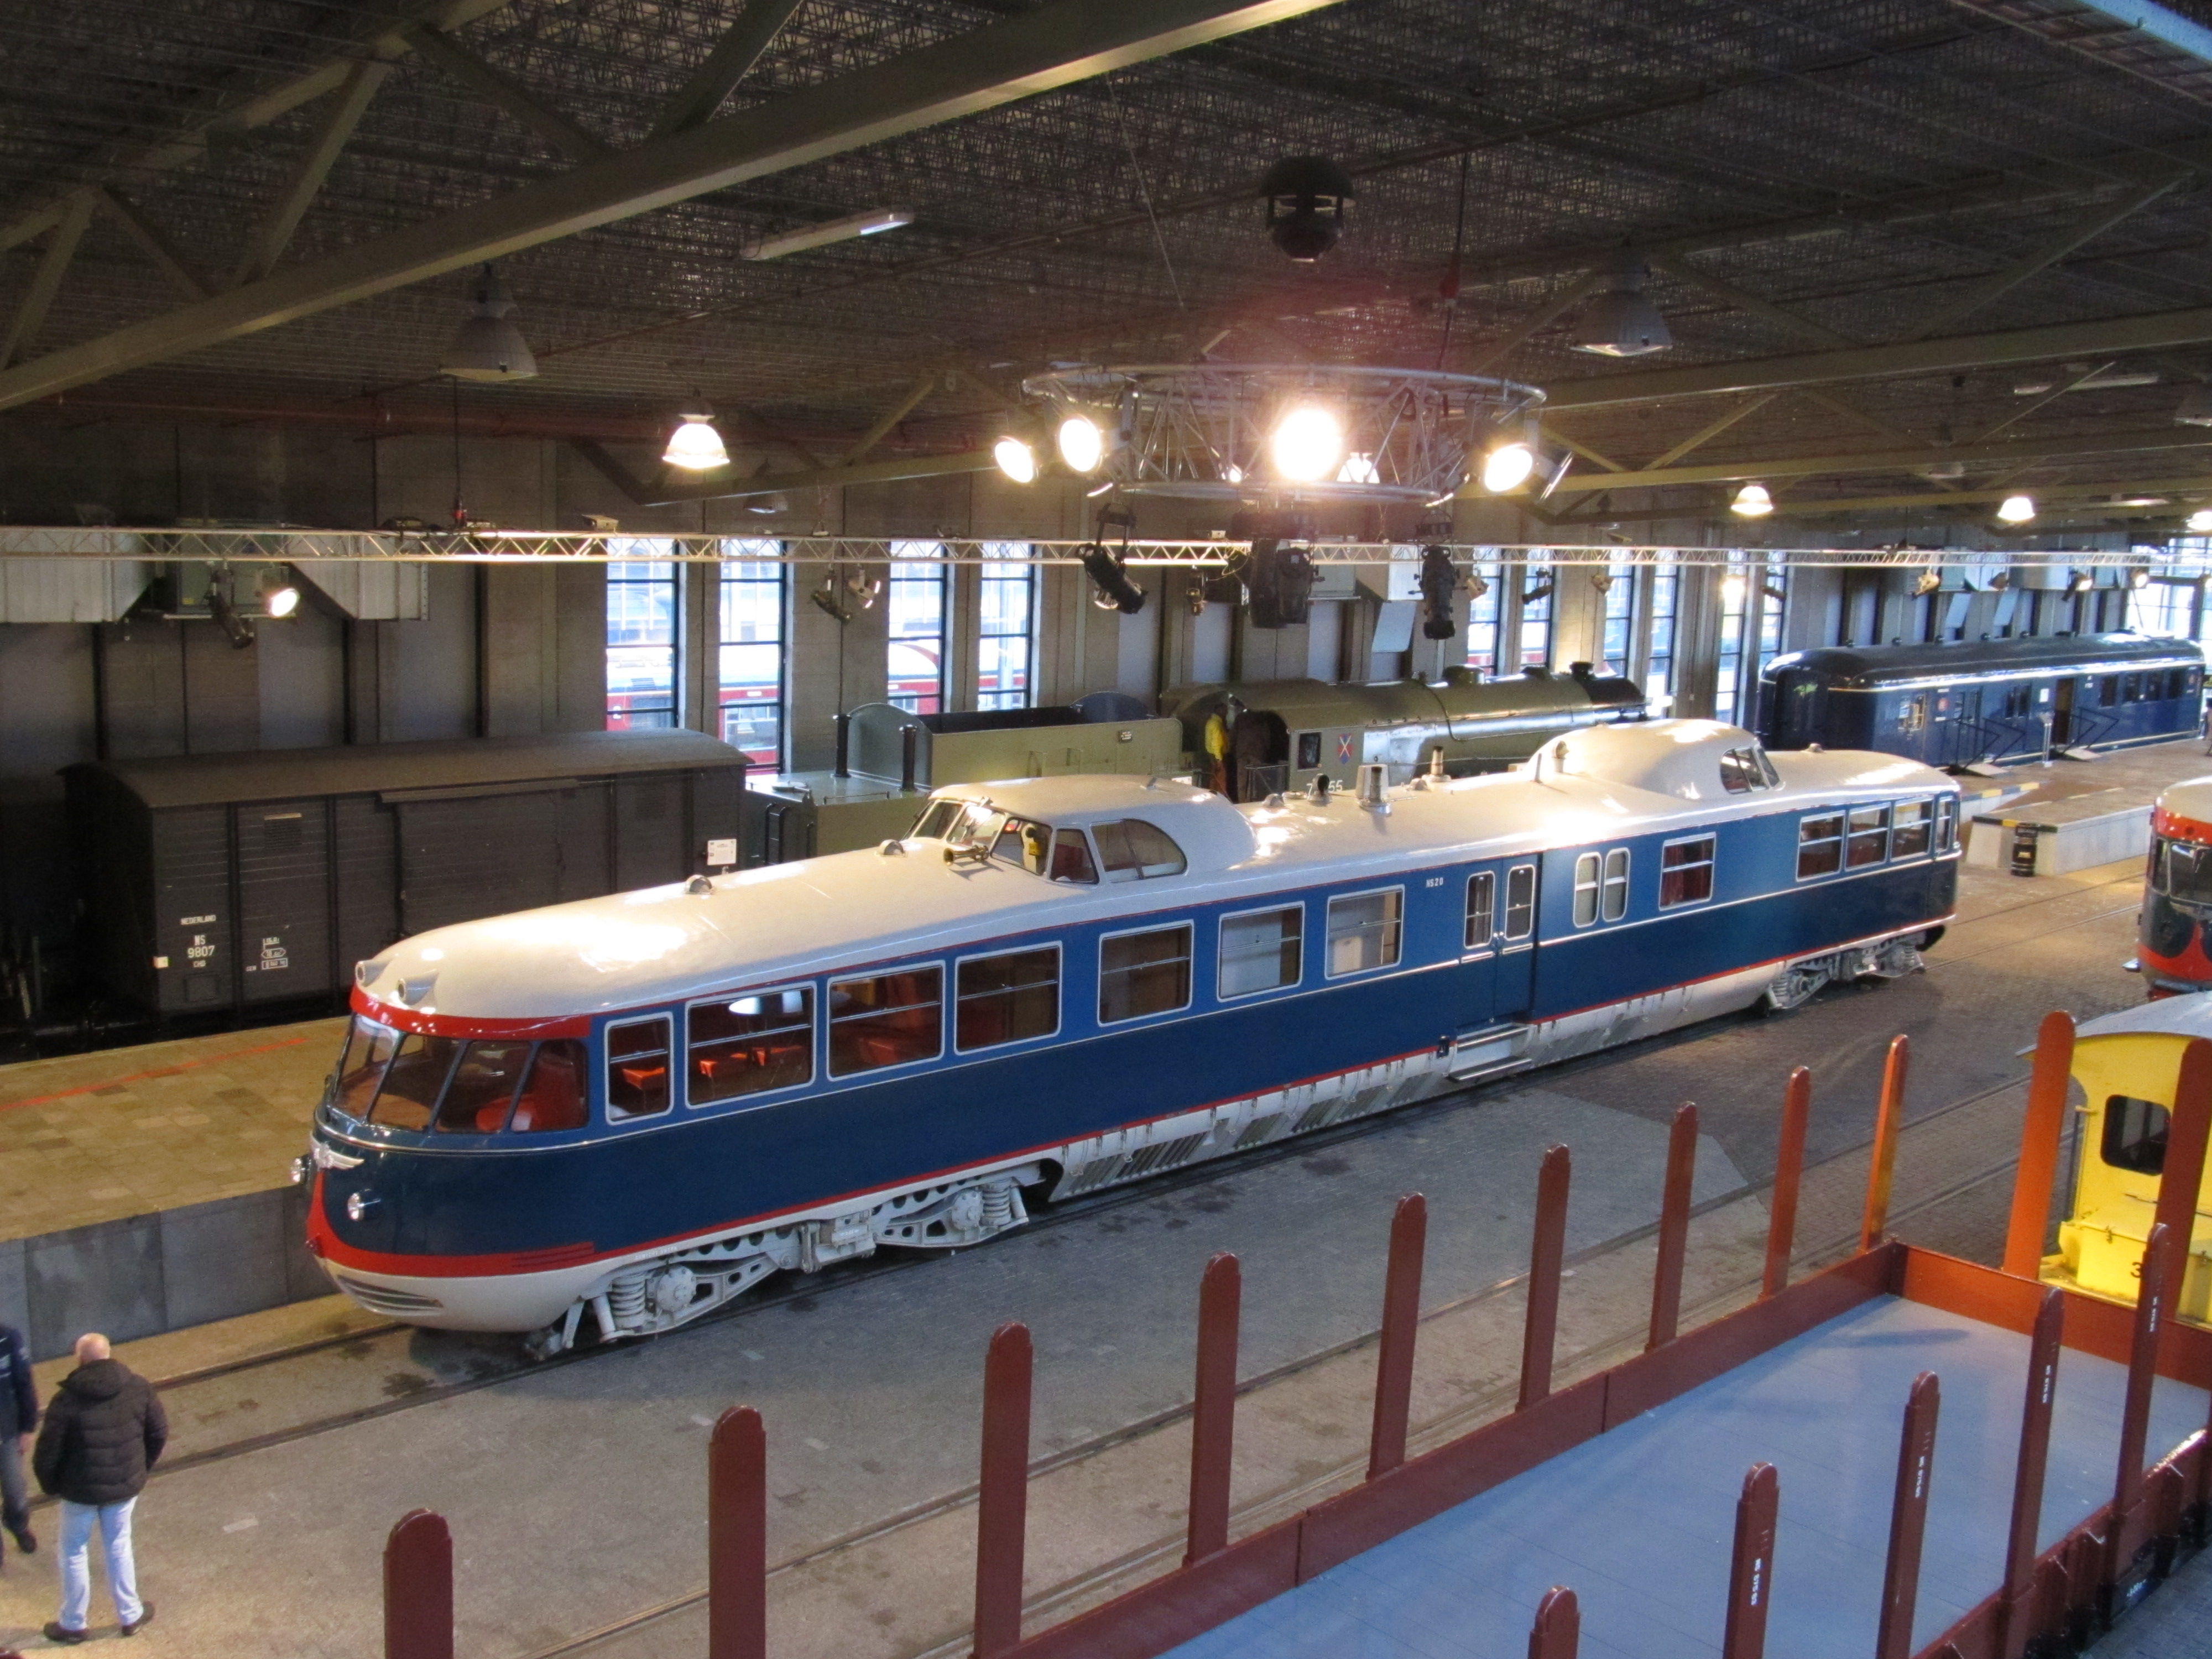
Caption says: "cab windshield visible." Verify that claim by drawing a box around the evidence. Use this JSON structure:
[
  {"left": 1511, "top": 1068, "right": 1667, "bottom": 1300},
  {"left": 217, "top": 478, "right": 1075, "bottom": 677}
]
[
  {"left": 910, "top": 799, "right": 1003, "bottom": 849},
  {"left": 329, "top": 1016, "right": 588, "bottom": 1134},
  {"left": 2151, "top": 837, "right": 2212, "bottom": 906}
]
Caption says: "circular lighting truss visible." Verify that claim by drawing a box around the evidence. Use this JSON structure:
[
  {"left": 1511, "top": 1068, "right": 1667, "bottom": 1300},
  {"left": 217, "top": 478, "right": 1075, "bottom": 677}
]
[{"left": 1019, "top": 363, "right": 1545, "bottom": 506}]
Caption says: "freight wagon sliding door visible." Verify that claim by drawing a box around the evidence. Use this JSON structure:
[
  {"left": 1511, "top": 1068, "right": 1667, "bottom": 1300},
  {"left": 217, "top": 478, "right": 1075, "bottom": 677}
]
[
  {"left": 395, "top": 788, "right": 564, "bottom": 936},
  {"left": 235, "top": 800, "right": 334, "bottom": 1004}
]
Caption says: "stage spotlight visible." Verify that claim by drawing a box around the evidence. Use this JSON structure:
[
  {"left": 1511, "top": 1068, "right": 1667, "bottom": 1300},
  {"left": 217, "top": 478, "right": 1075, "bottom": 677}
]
[
  {"left": 1057, "top": 413, "right": 1105, "bottom": 473},
  {"left": 1270, "top": 405, "right": 1342, "bottom": 483},
  {"left": 1079, "top": 544, "right": 1147, "bottom": 614},
  {"left": 993, "top": 435, "right": 1037, "bottom": 484},
  {"left": 259, "top": 569, "right": 301, "bottom": 618},
  {"left": 1418, "top": 546, "right": 1457, "bottom": 641},
  {"left": 1230, "top": 509, "right": 1317, "bottom": 628},
  {"left": 1479, "top": 440, "right": 1536, "bottom": 494}
]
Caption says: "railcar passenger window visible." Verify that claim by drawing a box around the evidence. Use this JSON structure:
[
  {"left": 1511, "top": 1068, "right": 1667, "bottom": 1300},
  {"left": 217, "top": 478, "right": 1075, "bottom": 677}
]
[
  {"left": 690, "top": 988, "right": 813, "bottom": 1103},
  {"left": 2101, "top": 1095, "right": 2169, "bottom": 1175},
  {"left": 1092, "top": 819, "right": 1187, "bottom": 880},
  {"left": 1326, "top": 890, "right": 1403, "bottom": 976},
  {"left": 2100, "top": 675, "right": 2121, "bottom": 708},
  {"left": 957, "top": 948, "right": 1060, "bottom": 1050},
  {"left": 1936, "top": 797, "right": 1959, "bottom": 854},
  {"left": 1099, "top": 925, "right": 1192, "bottom": 1022},
  {"left": 368, "top": 1032, "right": 463, "bottom": 1131},
  {"left": 1219, "top": 906, "right": 1302, "bottom": 998},
  {"left": 1798, "top": 814, "right": 1844, "bottom": 878},
  {"left": 1504, "top": 864, "right": 1536, "bottom": 940},
  {"left": 828, "top": 969, "right": 943, "bottom": 1077},
  {"left": 1050, "top": 832, "right": 1098, "bottom": 884},
  {"left": 1601, "top": 849, "right": 1630, "bottom": 921},
  {"left": 1891, "top": 801, "right": 1932, "bottom": 858},
  {"left": 508, "top": 1040, "right": 588, "bottom": 1132},
  {"left": 1660, "top": 837, "right": 1716, "bottom": 908},
  {"left": 1572, "top": 853, "right": 1601, "bottom": 927},
  {"left": 1465, "top": 873, "right": 1496, "bottom": 951},
  {"left": 606, "top": 1017, "right": 673, "bottom": 1119},
  {"left": 334, "top": 1019, "right": 400, "bottom": 1117},
  {"left": 1847, "top": 806, "right": 1890, "bottom": 868},
  {"left": 432, "top": 1040, "right": 533, "bottom": 1133},
  {"left": 2000, "top": 685, "right": 2032, "bottom": 718}
]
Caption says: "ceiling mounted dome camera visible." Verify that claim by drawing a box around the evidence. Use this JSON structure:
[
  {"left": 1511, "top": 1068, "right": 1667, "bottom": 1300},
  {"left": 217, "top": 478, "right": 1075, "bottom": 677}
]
[{"left": 1260, "top": 155, "right": 1354, "bottom": 262}]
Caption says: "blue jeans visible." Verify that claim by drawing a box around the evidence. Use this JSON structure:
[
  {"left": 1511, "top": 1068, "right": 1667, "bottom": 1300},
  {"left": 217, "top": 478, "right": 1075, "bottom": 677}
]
[{"left": 57, "top": 1498, "right": 142, "bottom": 1632}]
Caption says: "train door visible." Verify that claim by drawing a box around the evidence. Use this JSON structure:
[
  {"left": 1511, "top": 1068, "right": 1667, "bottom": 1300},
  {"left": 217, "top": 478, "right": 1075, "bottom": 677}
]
[
  {"left": 2051, "top": 677, "right": 2076, "bottom": 748},
  {"left": 1478, "top": 860, "right": 1538, "bottom": 1024}
]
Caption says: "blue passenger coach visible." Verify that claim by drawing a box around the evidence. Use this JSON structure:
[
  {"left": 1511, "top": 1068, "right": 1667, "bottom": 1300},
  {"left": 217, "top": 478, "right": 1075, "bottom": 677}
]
[
  {"left": 299, "top": 721, "right": 1959, "bottom": 1354},
  {"left": 1759, "top": 634, "right": 2203, "bottom": 769}
]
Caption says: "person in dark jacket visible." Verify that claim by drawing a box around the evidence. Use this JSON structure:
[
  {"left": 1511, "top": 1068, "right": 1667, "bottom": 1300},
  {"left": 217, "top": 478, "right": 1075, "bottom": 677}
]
[
  {"left": 32, "top": 1335, "right": 164, "bottom": 1643},
  {"left": 0, "top": 1321, "right": 35, "bottom": 1555}
]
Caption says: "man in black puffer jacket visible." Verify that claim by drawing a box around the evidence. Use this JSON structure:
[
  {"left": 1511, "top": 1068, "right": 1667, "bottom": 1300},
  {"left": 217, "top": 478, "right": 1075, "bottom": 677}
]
[{"left": 32, "top": 1335, "right": 165, "bottom": 1643}]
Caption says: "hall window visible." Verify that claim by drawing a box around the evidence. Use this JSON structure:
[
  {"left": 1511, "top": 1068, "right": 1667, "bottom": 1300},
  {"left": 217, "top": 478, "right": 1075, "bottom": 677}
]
[
  {"left": 1660, "top": 836, "right": 1715, "bottom": 908},
  {"left": 1100, "top": 924, "right": 1192, "bottom": 1023},
  {"left": 1519, "top": 566, "right": 1553, "bottom": 668},
  {"left": 956, "top": 947, "right": 1060, "bottom": 1051},
  {"left": 1713, "top": 564, "right": 1750, "bottom": 723},
  {"left": 718, "top": 542, "right": 785, "bottom": 768},
  {"left": 1219, "top": 905, "right": 1302, "bottom": 999},
  {"left": 1600, "top": 561, "right": 1637, "bottom": 676},
  {"left": 1326, "top": 889, "right": 1402, "bottom": 976},
  {"left": 689, "top": 986, "right": 813, "bottom": 1104},
  {"left": 1644, "top": 560, "right": 1679, "bottom": 710},
  {"left": 1464, "top": 564, "right": 1502, "bottom": 677},
  {"left": 606, "top": 545, "right": 680, "bottom": 729},
  {"left": 977, "top": 542, "right": 1036, "bottom": 711},
  {"left": 828, "top": 967, "right": 943, "bottom": 1076},
  {"left": 888, "top": 546, "right": 948, "bottom": 714}
]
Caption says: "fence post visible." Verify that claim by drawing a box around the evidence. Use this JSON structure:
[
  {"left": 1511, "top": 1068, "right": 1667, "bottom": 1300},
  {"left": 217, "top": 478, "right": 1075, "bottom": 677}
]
[
  {"left": 1518, "top": 1146, "right": 1572, "bottom": 1410},
  {"left": 974, "top": 1322, "right": 1033, "bottom": 1659},
  {"left": 1874, "top": 1373, "right": 1940, "bottom": 1659},
  {"left": 1860, "top": 1035, "right": 1909, "bottom": 1254},
  {"left": 1720, "top": 1463, "right": 1779, "bottom": 1659},
  {"left": 708, "top": 1406, "right": 768, "bottom": 1659},
  {"left": 2103, "top": 1222, "right": 2174, "bottom": 1614},
  {"left": 1999, "top": 1290, "right": 2064, "bottom": 1659},
  {"left": 2151, "top": 1039, "right": 2212, "bottom": 1310},
  {"left": 1527, "top": 1586, "right": 1580, "bottom": 1659},
  {"left": 383, "top": 1509, "right": 452, "bottom": 1659},
  {"left": 1368, "top": 1194, "right": 1427, "bottom": 1479},
  {"left": 1761, "top": 1068, "right": 1811, "bottom": 1301},
  {"left": 1186, "top": 1252, "right": 1241, "bottom": 1565},
  {"left": 1648, "top": 1103, "right": 1698, "bottom": 1350},
  {"left": 2001, "top": 1013, "right": 2075, "bottom": 1279}
]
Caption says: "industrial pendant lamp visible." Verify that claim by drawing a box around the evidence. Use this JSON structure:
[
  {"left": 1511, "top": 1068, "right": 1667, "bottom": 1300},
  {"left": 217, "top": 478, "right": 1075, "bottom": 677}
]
[
  {"left": 441, "top": 264, "right": 537, "bottom": 381},
  {"left": 1571, "top": 256, "right": 1671, "bottom": 358},
  {"left": 1996, "top": 493, "right": 2036, "bottom": 525},
  {"left": 1730, "top": 483, "right": 1773, "bottom": 517},
  {"left": 664, "top": 405, "right": 730, "bottom": 471}
]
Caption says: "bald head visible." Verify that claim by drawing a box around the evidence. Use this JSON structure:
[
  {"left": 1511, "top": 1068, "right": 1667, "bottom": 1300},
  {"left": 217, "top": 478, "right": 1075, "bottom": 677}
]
[{"left": 74, "top": 1333, "right": 110, "bottom": 1364}]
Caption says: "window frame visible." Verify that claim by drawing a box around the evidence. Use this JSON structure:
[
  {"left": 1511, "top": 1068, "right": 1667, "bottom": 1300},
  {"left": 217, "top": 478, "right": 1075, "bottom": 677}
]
[
  {"left": 1936, "top": 796, "right": 1960, "bottom": 854},
  {"left": 975, "top": 541, "right": 1039, "bottom": 712},
  {"left": 1323, "top": 886, "right": 1405, "bottom": 979},
  {"left": 716, "top": 542, "right": 787, "bottom": 769},
  {"left": 826, "top": 962, "right": 947, "bottom": 1079},
  {"left": 1891, "top": 800, "right": 1933, "bottom": 860},
  {"left": 1600, "top": 848, "right": 1630, "bottom": 923},
  {"left": 953, "top": 943, "right": 1063, "bottom": 1055},
  {"left": 1216, "top": 902, "right": 1306, "bottom": 1001},
  {"left": 886, "top": 547, "right": 950, "bottom": 716},
  {"left": 604, "top": 548, "right": 681, "bottom": 731},
  {"left": 2101, "top": 1094, "right": 2169, "bottom": 1174},
  {"left": 684, "top": 980, "right": 816, "bottom": 1110},
  {"left": 1572, "top": 852, "right": 1601, "bottom": 928},
  {"left": 1658, "top": 834, "right": 1717, "bottom": 910},
  {"left": 1796, "top": 812, "right": 1846, "bottom": 881},
  {"left": 1846, "top": 804, "right": 1891, "bottom": 869},
  {"left": 604, "top": 1013, "right": 676, "bottom": 1123},
  {"left": 1097, "top": 921, "right": 1196, "bottom": 1026},
  {"left": 1503, "top": 863, "right": 1537, "bottom": 942},
  {"left": 1464, "top": 871, "right": 1497, "bottom": 954}
]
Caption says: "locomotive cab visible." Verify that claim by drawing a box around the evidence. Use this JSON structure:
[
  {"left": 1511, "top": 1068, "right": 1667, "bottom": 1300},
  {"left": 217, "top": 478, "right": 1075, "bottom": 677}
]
[
  {"left": 2047, "top": 997, "right": 2212, "bottom": 1323},
  {"left": 2140, "top": 778, "right": 2212, "bottom": 997}
]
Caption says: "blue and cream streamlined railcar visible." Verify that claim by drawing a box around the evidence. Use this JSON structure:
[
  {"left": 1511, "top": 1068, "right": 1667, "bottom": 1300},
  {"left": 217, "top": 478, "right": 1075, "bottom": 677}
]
[
  {"left": 296, "top": 721, "right": 1960, "bottom": 1354},
  {"left": 1758, "top": 635, "right": 2204, "bottom": 769}
]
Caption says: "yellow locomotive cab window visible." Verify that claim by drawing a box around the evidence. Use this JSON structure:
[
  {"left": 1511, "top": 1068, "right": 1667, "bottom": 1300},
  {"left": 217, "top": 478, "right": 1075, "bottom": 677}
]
[{"left": 2101, "top": 1095, "right": 2169, "bottom": 1175}]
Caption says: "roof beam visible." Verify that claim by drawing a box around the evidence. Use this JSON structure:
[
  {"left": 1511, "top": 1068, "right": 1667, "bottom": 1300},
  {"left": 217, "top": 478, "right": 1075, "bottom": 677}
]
[
  {"left": 88, "top": 187, "right": 210, "bottom": 301},
  {"left": 1538, "top": 425, "right": 2212, "bottom": 493},
  {"left": 2, "top": 193, "right": 96, "bottom": 369},
  {"left": 650, "top": 0, "right": 806, "bottom": 139},
  {"left": 841, "top": 373, "right": 943, "bottom": 465},
  {"left": 0, "top": 0, "right": 518, "bottom": 258},
  {"left": 0, "top": 0, "right": 1345, "bottom": 413},
  {"left": 1645, "top": 394, "right": 1778, "bottom": 469},
  {"left": 1647, "top": 255, "right": 1854, "bottom": 348},
  {"left": 230, "top": 60, "right": 390, "bottom": 288},
  {"left": 1543, "top": 302, "right": 2212, "bottom": 410},
  {"left": 401, "top": 25, "right": 611, "bottom": 163}
]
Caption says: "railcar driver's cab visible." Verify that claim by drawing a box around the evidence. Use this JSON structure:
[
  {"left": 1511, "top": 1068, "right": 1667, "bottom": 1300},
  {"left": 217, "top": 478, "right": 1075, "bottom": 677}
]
[
  {"left": 2046, "top": 1000, "right": 2212, "bottom": 1325},
  {"left": 316, "top": 1015, "right": 592, "bottom": 1144},
  {"left": 907, "top": 776, "right": 1258, "bottom": 883}
]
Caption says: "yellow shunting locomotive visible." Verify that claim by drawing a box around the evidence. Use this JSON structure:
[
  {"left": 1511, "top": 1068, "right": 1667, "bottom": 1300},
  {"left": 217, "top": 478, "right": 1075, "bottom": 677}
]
[{"left": 2048, "top": 997, "right": 2212, "bottom": 1321}]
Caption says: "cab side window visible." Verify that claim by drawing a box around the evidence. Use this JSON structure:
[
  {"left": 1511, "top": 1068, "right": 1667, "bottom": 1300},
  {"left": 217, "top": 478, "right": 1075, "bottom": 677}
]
[
  {"left": 509, "top": 1040, "right": 588, "bottom": 1133},
  {"left": 606, "top": 1016, "right": 674, "bottom": 1120},
  {"left": 1093, "top": 819, "right": 1186, "bottom": 880},
  {"left": 431, "top": 1040, "right": 533, "bottom": 1134},
  {"left": 368, "top": 1033, "right": 462, "bottom": 1131},
  {"left": 2102, "top": 1095, "right": 2168, "bottom": 1174},
  {"left": 1050, "top": 831, "right": 1098, "bottom": 884}
]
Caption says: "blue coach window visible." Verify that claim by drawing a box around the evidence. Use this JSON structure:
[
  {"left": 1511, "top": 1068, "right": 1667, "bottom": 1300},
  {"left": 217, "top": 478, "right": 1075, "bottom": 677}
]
[
  {"left": 690, "top": 988, "right": 813, "bottom": 1103},
  {"left": 1219, "top": 905, "right": 1302, "bottom": 998},
  {"left": 1326, "top": 889, "right": 1402, "bottom": 975},
  {"left": 607, "top": 1016, "right": 674, "bottom": 1120},
  {"left": 1847, "top": 806, "right": 1890, "bottom": 868},
  {"left": 829, "top": 969, "right": 944, "bottom": 1076},
  {"left": 1572, "top": 854, "right": 1601, "bottom": 926},
  {"left": 1660, "top": 837, "right": 1715, "bottom": 908},
  {"left": 957, "top": 948, "right": 1061, "bottom": 1050},
  {"left": 1464, "top": 873, "right": 1496, "bottom": 951},
  {"left": 1797, "top": 813, "right": 1844, "bottom": 879},
  {"left": 1937, "top": 797, "right": 1959, "bottom": 854},
  {"left": 1601, "top": 849, "right": 1629, "bottom": 921},
  {"left": 1504, "top": 865, "right": 1536, "bottom": 939},
  {"left": 1892, "top": 801, "right": 1932, "bottom": 858},
  {"left": 1100, "top": 924, "right": 1193, "bottom": 1022}
]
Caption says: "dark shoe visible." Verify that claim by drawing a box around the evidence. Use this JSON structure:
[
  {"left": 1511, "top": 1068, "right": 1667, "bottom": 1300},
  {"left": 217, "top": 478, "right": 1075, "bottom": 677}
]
[
  {"left": 12, "top": 1525, "right": 35, "bottom": 1553},
  {"left": 41, "top": 1624, "right": 86, "bottom": 1646},
  {"left": 119, "top": 1603, "right": 155, "bottom": 1638}
]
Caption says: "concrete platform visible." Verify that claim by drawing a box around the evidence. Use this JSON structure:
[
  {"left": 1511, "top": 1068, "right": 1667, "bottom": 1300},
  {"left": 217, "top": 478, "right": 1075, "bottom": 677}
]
[{"left": 1159, "top": 1296, "right": 2210, "bottom": 1659}]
